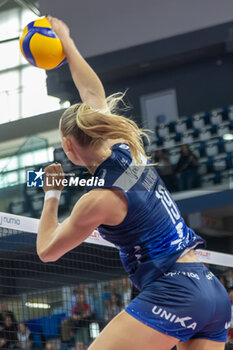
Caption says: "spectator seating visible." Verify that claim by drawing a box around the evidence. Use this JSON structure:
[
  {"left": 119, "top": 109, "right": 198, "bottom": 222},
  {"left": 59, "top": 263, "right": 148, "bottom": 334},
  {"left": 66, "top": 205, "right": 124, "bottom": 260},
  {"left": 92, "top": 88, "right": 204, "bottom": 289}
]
[
  {"left": 203, "top": 112, "right": 211, "bottom": 125},
  {"left": 200, "top": 129, "right": 211, "bottom": 141},
  {"left": 192, "top": 129, "right": 199, "bottom": 139},
  {"left": 182, "top": 133, "right": 193, "bottom": 144},
  {"left": 168, "top": 121, "right": 176, "bottom": 133},
  {"left": 206, "top": 140, "right": 218, "bottom": 157},
  {"left": 193, "top": 114, "right": 205, "bottom": 129},
  {"left": 163, "top": 137, "right": 175, "bottom": 149},
  {"left": 26, "top": 313, "right": 66, "bottom": 348},
  {"left": 199, "top": 142, "right": 206, "bottom": 158},
  {"left": 225, "top": 140, "right": 233, "bottom": 153},
  {"left": 211, "top": 112, "right": 222, "bottom": 125},
  {"left": 8, "top": 199, "right": 26, "bottom": 215},
  {"left": 156, "top": 125, "right": 169, "bottom": 138},
  {"left": 169, "top": 150, "right": 180, "bottom": 165},
  {"left": 54, "top": 147, "right": 74, "bottom": 173},
  {"left": 153, "top": 106, "right": 233, "bottom": 189},
  {"left": 176, "top": 121, "right": 187, "bottom": 133},
  {"left": 24, "top": 190, "right": 71, "bottom": 218},
  {"left": 41, "top": 314, "right": 66, "bottom": 340},
  {"left": 218, "top": 137, "right": 225, "bottom": 153},
  {"left": 154, "top": 107, "right": 232, "bottom": 147},
  {"left": 186, "top": 116, "right": 193, "bottom": 129},
  {"left": 30, "top": 193, "right": 44, "bottom": 214},
  {"left": 226, "top": 152, "right": 233, "bottom": 169}
]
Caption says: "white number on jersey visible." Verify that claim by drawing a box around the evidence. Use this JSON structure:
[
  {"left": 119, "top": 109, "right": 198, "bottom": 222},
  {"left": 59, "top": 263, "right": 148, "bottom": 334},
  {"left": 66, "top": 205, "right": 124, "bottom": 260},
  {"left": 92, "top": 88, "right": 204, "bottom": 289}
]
[{"left": 155, "top": 185, "right": 184, "bottom": 241}]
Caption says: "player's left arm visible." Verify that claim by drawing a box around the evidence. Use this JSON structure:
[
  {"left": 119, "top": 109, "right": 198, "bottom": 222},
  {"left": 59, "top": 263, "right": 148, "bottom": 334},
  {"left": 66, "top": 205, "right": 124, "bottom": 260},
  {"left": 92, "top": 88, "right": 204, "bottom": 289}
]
[
  {"left": 37, "top": 164, "right": 127, "bottom": 262},
  {"left": 37, "top": 191, "right": 105, "bottom": 262}
]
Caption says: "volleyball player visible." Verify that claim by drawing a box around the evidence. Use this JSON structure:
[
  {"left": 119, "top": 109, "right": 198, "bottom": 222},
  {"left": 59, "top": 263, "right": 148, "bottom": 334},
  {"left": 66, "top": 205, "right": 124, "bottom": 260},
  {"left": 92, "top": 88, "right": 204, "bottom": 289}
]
[{"left": 37, "top": 16, "right": 231, "bottom": 350}]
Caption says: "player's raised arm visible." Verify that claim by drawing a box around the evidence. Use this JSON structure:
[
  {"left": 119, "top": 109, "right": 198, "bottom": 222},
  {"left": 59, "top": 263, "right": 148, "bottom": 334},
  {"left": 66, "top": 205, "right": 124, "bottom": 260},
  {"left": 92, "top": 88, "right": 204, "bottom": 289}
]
[{"left": 47, "top": 15, "right": 106, "bottom": 110}]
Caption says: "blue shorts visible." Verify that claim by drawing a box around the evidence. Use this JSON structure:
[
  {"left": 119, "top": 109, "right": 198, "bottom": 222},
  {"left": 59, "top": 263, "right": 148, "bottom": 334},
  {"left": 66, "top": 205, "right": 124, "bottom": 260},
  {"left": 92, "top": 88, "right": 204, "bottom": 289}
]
[{"left": 125, "top": 262, "right": 231, "bottom": 342}]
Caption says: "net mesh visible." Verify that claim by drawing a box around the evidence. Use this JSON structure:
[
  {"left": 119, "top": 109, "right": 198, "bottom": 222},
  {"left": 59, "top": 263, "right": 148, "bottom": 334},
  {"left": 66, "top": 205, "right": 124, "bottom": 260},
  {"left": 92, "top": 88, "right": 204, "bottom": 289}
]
[{"left": 0, "top": 212, "right": 232, "bottom": 349}]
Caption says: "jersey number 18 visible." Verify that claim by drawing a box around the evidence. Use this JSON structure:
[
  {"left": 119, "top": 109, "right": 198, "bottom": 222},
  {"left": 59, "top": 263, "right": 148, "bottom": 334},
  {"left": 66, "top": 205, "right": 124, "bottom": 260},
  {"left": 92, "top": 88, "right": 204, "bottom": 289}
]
[{"left": 155, "top": 184, "right": 184, "bottom": 241}]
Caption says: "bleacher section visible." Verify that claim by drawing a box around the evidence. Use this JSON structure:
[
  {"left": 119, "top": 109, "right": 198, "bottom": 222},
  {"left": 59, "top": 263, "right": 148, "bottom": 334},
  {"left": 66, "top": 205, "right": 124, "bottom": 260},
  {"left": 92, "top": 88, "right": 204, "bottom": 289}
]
[
  {"left": 154, "top": 106, "right": 233, "bottom": 188},
  {"left": 5, "top": 106, "right": 233, "bottom": 217}
]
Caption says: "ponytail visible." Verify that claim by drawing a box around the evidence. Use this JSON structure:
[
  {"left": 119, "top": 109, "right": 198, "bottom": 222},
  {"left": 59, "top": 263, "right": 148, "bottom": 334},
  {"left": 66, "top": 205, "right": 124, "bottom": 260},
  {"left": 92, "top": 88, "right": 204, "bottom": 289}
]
[{"left": 60, "top": 93, "right": 150, "bottom": 164}]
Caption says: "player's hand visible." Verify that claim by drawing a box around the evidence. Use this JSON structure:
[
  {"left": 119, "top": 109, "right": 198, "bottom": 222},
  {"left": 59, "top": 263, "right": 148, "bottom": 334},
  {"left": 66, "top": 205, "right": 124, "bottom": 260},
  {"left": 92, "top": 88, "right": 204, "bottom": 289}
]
[
  {"left": 43, "top": 163, "right": 65, "bottom": 192},
  {"left": 46, "top": 15, "right": 70, "bottom": 42}
]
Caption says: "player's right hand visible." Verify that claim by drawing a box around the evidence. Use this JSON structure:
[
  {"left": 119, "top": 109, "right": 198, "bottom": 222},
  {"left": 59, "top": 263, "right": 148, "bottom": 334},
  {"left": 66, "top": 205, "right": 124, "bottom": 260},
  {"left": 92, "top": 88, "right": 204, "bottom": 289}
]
[
  {"left": 47, "top": 15, "right": 70, "bottom": 42},
  {"left": 43, "top": 163, "right": 65, "bottom": 192}
]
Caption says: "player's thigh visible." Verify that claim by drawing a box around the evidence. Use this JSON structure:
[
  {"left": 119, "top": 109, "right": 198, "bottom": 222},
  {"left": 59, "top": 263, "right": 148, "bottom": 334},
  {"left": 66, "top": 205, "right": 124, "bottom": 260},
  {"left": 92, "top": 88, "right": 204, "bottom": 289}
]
[
  {"left": 88, "top": 310, "right": 179, "bottom": 350},
  {"left": 177, "top": 338, "right": 225, "bottom": 350}
]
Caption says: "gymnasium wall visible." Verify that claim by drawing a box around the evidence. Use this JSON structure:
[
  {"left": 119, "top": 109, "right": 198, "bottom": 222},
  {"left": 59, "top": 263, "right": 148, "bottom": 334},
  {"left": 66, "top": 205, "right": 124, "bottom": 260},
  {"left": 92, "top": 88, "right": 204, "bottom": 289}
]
[
  {"left": 115, "top": 54, "right": 233, "bottom": 123},
  {"left": 45, "top": 51, "right": 233, "bottom": 127}
]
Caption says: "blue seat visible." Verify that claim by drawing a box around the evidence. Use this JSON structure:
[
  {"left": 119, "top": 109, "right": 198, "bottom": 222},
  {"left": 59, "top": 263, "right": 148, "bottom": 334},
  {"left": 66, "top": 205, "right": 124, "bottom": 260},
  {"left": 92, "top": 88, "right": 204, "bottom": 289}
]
[
  {"left": 229, "top": 120, "right": 233, "bottom": 131},
  {"left": 168, "top": 121, "right": 176, "bottom": 133},
  {"left": 174, "top": 132, "right": 182, "bottom": 143},
  {"left": 193, "top": 129, "right": 199, "bottom": 139},
  {"left": 222, "top": 108, "right": 229, "bottom": 121},
  {"left": 185, "top": 116, "right": 193, "bottom": 129},
  {"left": 156, "top": 137, "right": 164, "bottom": 147},
  {"left": 26, "top": 319, "right": 43, "bottom": 349},
  {"left": 40, "top": 316, "right": 52, "bottom": 338},
  {"left": 204, "top": 112, "right": 210, "bottom": 125},
  {"left": 218, "top": 137, "right": 225, "bottom": 153},
  {"left": 41, "top": 314, "right": 65, "bottom": 340},
  {"left": 207, "top": 157, "right": 214, "bottom": 173},
  {"left": 226, "top": 152, "right": 233, "bottom": 169},
  {"left": 213, "top": 172, "right": 221, "bottom": 184},
  {"left": 32, "top": 333, "right": 43, "bottom": 349},
  {"left": 199, "top": 141, "right": 206, "bottom": 158},
  {"left": 210, "top": 124, "right": 218, "bottom": 135},
  {"left": 26, "top": 313, "right": 66, "bottom": 344}
]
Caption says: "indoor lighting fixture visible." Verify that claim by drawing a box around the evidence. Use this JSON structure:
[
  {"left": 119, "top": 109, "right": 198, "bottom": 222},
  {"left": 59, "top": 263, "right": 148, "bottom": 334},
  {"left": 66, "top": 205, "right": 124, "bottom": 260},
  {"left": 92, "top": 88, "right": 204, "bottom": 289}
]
[
  {"left": 25, "top": 302, "right": 51, "bottom": 309},
  {"left": 223, "top": 133, "right": 233, "bottom": 141}
]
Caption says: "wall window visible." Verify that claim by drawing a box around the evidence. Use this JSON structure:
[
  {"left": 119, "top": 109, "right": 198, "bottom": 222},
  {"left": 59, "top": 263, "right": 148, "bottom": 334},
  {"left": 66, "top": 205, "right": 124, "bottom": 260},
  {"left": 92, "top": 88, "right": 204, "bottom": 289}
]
[
  {"left": 0, "top": 6, "right": 69, "bottom": 125},
  {"left": 21, "top": 66, "right": 63, "bottom": 118},
  {"left": 0, "top": 147, "right": 54, "bottom": 189}
]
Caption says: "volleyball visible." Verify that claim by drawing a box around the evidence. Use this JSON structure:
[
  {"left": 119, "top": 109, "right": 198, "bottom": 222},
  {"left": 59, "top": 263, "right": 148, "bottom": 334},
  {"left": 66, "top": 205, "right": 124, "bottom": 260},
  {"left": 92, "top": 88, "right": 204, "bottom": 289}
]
[{"left": 19, "top": 17, "right": 67, "bottom": 70}]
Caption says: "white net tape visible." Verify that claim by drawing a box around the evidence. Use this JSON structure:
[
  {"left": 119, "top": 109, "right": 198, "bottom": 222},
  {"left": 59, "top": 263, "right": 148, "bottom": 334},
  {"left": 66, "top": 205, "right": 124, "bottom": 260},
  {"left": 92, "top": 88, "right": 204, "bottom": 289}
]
[{"left": 0, "top": 211, "right": 232, "bottom": 268}]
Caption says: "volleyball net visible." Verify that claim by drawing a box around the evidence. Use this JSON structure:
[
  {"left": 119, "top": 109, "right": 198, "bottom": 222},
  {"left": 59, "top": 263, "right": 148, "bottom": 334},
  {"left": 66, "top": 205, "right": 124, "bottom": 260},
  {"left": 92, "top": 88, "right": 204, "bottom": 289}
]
[{"left": 0, "top": 211, "right": 232, "bottom": 348}]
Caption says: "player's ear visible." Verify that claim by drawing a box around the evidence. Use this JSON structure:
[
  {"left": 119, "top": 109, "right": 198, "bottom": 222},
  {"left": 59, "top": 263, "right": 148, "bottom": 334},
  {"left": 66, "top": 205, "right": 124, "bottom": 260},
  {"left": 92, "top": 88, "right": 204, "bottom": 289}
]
[
  {"left": 64, "top": 136, "right": 74, "bottom": 152},
  {"left": 62, "top": 136, "right": 70, "bottom": 150}
]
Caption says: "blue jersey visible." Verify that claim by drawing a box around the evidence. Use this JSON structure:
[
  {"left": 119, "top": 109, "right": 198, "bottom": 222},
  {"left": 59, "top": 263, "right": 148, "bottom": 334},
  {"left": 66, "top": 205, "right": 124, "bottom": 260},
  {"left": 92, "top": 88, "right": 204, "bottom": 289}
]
[{"left": 87, "top": 143, "right": 205, "bottom": 290}]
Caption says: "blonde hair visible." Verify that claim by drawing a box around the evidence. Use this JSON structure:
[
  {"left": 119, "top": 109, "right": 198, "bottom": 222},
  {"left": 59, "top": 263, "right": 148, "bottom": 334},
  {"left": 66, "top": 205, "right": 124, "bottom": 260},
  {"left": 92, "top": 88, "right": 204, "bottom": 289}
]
[{"left": 60, "top": 93, "right": 150, "bottom": 164}]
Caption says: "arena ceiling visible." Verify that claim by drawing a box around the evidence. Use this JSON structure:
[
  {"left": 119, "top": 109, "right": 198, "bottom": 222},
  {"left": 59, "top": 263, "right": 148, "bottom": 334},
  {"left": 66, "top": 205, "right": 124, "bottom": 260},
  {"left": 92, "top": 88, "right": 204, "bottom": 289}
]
[
  {"left": 38, "top": 0, "right": 233, "bottom": 58},
  {"left": 0, "top": 0, "right": 38, "bottom": 13}
]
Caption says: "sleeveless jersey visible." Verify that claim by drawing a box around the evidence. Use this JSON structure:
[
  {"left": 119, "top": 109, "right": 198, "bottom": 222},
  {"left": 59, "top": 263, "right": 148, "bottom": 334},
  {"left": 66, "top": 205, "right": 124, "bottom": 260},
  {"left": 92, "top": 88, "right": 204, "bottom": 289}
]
[{"left": 87, "top": 143, "right": 205, "bottom": 290}]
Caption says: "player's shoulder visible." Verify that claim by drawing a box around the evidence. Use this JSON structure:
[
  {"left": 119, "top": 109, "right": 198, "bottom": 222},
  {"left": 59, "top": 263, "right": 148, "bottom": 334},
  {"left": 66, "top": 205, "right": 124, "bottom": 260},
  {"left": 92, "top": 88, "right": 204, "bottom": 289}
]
[
  {"left": 95, "top": 142, "right": 131, "bottom": 177},
  {"left": 110, "top": 141, "right": 131, "bottom": 157},
  {"left": 108, "top": 138, "right": 129, "bottom": 148},
  {"left": 80, "top": 188, "right": 128, "bottom": 225}
]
